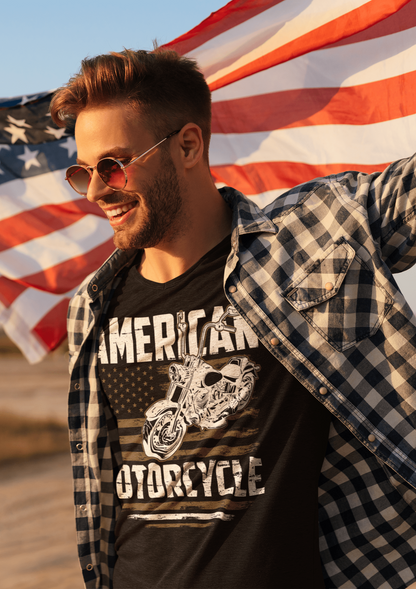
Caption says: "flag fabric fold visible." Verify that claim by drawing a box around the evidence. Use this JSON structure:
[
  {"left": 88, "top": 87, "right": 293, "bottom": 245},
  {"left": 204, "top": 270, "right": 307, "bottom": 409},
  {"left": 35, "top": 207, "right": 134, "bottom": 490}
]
[
  {"left": 165, "top": 0, "right": 412, "bottom": 91},
  {"left": 1, "top": 0, "right": 416, "bottom": 362}
]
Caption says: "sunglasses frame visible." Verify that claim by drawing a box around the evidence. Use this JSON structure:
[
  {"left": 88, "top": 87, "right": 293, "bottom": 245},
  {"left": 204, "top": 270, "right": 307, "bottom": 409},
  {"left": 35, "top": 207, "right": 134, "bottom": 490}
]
[{"left": 65, "top": 129, "right": 181, "bottom": 196}]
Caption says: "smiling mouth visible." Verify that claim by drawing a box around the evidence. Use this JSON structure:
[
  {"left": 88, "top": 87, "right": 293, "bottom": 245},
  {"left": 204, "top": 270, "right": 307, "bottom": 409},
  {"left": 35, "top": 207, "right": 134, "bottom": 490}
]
[{"left": 105, "top": 202, "right": 136, "bottom": 220}]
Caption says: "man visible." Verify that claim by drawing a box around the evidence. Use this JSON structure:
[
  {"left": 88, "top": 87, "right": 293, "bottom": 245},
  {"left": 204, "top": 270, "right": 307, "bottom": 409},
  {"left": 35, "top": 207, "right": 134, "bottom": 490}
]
[{"left": 51, "top": 49, "right": 416, "bottom": 589}]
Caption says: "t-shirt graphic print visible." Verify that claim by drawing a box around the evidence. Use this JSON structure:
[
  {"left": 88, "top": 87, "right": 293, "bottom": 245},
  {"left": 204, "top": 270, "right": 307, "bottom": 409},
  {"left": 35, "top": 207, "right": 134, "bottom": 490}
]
[
  {"left": 142, "top": 304, "right": 260, "bottom": 462},
  {"left": 98, "top": 302, "right": 265, "bottom": 522}
]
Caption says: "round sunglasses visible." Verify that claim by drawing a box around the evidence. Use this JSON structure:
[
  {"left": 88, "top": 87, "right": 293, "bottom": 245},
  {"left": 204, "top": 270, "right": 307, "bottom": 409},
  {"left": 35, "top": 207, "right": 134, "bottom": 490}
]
[{"left": 65, "top": 129, "right": 180, "bottom": 196}]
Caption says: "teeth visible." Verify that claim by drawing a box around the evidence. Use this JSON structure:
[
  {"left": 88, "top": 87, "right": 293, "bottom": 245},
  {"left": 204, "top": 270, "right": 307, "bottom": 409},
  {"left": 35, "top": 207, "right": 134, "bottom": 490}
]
[{"left": 106, "top": 203, "right": 135, "bottom": 218}]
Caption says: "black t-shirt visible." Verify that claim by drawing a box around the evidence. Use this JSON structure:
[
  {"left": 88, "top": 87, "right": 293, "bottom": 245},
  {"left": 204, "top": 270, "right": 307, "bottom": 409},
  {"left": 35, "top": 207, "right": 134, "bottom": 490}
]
[{"left": 98, "top": 236, "right": 331, "bottom": 589}]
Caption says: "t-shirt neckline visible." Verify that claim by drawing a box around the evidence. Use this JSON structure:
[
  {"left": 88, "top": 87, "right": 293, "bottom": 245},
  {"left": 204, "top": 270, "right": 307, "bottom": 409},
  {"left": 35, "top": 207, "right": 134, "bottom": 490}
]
[{"left": 132, "top": 234, "right": 231, "bottom": 291}]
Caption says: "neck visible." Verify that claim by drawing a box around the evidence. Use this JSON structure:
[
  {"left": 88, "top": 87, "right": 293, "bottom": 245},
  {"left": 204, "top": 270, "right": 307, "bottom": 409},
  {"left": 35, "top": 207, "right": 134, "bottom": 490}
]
[{"left": 138, "top": 185, "right": 232, "bottom": 283}]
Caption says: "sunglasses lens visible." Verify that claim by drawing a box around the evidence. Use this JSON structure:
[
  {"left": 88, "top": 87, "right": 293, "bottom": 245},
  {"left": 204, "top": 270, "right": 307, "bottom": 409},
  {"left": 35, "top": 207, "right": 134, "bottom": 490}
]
[
  {"left": 97, "top": 158, "right": 126, "bottom": 190},
  {"left": 66, "top": 166, "right": 90, "bottom": 195}
]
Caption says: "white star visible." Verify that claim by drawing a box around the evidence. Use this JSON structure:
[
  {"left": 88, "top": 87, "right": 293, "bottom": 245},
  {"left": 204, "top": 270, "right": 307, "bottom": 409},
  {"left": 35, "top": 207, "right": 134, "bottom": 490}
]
[
  {"left": 0, "top": 144, "right": 11, "bottom": 151},
  {"left": 20, "top": 95, "right": 40, "bottom": 105},
  {"left": 0, "top": 166, "right": 4, "bottom": 175},
  {"left": 4, "top": 124, "right": 29, "bottom": 144},
  {"left": 45, "top": 126, "right": 66, "bottom": 140},
  {"left": 60, "top": 137, "right": 77, "bottom": 158},
  {"left": 6, "top": 115, "right": 31, "bottom": 128},
  {"left": 17, "top": 146, "right": 41, "bottom": 170}
]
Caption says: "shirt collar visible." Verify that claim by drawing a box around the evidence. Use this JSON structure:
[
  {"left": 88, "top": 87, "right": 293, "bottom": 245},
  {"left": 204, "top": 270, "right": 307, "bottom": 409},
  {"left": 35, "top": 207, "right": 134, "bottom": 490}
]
[
  {"left": 86, "top": 247, "right": 136, "bottom": 300},
  {"left": 219, "top": 186, "right": 278, "bottom": 236}
]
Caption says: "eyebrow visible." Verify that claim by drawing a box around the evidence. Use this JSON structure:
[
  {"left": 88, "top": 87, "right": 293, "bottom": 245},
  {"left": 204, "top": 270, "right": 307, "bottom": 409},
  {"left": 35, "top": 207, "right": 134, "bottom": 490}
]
[{"left": 76, "top": 147, "right": 134, "bottom": 165}]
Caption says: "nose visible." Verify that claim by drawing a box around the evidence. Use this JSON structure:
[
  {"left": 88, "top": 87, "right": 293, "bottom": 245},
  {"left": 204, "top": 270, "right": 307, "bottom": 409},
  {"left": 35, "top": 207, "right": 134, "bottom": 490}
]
[{"left": 86, "top": 169, "right": 114, "bottom": 203}]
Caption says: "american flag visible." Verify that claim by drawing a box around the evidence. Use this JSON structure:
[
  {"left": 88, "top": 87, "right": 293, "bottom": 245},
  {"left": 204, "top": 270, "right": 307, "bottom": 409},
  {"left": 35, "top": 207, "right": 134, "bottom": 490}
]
[{"left": 1, "top": 0, "right": 415, "bottom": 363}]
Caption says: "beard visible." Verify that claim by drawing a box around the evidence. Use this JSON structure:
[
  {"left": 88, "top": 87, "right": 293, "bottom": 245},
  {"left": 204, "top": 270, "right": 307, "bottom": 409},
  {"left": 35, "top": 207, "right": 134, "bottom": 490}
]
[{"left": 113, "top": 150, "right": 185, "bottom": 251}]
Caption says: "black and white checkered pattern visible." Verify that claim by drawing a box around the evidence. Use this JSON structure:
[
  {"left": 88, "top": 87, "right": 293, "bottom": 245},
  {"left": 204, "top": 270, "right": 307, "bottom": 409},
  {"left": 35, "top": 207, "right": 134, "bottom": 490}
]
[{"left": 67, "top": 155, "right": 416, "bottom": 588}]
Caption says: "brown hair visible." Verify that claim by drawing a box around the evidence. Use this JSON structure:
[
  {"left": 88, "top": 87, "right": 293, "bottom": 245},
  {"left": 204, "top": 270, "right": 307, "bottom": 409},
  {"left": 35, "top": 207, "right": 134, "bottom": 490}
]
[{"left": 50, "top": 48, "right": 212, "bottom": 159}]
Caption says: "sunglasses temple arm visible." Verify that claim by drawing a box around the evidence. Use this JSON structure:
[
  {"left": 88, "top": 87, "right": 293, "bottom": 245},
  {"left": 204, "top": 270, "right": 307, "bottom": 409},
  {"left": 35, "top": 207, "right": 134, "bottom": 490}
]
[{"left": 124, "top": 130, "right": 180, "bottom": 170}]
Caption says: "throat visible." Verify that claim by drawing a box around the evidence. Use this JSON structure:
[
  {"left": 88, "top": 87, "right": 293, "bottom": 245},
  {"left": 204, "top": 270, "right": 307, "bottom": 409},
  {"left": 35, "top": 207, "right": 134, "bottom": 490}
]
[{"left": 137, "top": 250, "right": 189, "bottom": 284}]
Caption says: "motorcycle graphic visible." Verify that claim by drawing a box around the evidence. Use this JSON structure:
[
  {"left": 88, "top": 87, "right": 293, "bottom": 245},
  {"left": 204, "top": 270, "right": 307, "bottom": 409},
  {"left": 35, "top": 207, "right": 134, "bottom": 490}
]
[{"left": 142, "top": 306, "right": 260, "bottom": 461}]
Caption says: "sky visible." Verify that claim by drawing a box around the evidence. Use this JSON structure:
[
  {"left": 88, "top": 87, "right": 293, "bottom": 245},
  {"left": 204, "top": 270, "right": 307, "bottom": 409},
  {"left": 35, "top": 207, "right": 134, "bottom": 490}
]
[{"left": 0, "top": 0, "right": 226, "bottom": 98}]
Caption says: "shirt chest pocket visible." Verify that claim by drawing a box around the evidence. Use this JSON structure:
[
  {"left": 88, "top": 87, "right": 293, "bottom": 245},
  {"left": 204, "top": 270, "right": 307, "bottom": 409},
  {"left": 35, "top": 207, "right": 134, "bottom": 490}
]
[{"left": 283, "top": 238, "right": 394, "bottom": 352}]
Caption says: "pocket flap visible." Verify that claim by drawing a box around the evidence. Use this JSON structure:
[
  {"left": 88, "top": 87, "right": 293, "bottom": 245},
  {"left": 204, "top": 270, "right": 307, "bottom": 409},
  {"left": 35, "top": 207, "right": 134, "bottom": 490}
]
[{"left": 285, "top": 239, "right": 355, "bottom": 311}]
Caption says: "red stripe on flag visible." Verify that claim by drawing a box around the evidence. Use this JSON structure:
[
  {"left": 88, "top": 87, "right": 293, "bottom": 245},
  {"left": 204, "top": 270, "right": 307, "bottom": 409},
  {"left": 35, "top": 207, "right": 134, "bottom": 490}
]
[
  {"left": 0, "top": 276, "right": 26, "bottom": 307},
  {"left": 32, "top": 297, "right": 70, "bottom": 352},
  {"left": 164, "top": 0, "right": 284, "bottom": 55},
  {"left": 211, "top": 71, "right": 416, "bottom": 133},
  {"left": 325, "top": 0, "right": 416, "bottom": 48},
  {"left": 14, "top": 239, "right": 115, "bottom": 294},
  {"left": 0, "top": 199, "right": 106, "bottom": 252},
  {"left": 208, "top": 0, "right": 412, "bottom": 91},
  {"left": 211, "top": 161, "right": 389, "bottom": 194}
]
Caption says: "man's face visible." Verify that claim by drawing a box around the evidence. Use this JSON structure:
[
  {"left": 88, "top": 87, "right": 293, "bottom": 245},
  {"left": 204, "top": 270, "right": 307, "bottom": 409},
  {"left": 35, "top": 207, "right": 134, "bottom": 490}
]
[{"left": 75, "top": 103, "right": 184, "bottom": 251}]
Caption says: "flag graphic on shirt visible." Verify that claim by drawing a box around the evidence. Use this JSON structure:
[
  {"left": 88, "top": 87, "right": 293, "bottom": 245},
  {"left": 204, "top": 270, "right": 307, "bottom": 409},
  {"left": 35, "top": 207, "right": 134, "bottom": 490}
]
[{"left": 1, "top": 0, "right": 416, "bottom": 362}]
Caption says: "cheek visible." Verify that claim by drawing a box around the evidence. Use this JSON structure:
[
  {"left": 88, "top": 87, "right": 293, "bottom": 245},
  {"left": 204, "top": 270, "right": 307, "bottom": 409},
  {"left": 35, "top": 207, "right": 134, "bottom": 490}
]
[{"left": 124, "top": 166, "right": 144, "bottom": 191}]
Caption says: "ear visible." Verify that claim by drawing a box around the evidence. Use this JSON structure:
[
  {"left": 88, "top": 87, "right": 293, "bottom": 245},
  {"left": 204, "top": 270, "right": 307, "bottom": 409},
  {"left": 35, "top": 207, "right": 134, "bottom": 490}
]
[{"left": 177, "top": 123, "right": 204, "bottom": 169}]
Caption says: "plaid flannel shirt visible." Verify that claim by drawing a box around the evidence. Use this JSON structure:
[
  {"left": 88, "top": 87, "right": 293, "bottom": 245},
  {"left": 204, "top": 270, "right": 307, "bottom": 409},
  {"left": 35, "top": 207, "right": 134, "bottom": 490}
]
[{"left": 68, "top": 154, "right": 416, "bottom": 589}]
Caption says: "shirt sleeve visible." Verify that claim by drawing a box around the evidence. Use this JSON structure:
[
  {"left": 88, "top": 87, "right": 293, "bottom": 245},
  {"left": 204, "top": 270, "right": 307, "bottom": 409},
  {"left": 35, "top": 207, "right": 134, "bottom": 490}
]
[{"left": 349, "top": 154, "right": 416, "bottom": 273}]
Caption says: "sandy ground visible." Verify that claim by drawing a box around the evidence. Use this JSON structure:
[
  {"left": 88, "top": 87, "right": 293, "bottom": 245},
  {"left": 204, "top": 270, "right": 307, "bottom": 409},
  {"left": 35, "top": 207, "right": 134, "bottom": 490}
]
[{"left": 0, "top": 354, "right": 84, "bottom": 589}]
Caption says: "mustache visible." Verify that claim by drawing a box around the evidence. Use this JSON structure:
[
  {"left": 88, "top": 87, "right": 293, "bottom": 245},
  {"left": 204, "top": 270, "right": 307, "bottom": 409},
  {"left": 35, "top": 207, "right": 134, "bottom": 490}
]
[{"left": 100, "top": 191, "right": 139, "bottom": 206}]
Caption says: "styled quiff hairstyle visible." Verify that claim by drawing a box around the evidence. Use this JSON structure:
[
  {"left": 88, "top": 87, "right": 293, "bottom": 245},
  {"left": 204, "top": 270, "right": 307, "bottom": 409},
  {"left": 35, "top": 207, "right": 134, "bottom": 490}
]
[{"left": 50, "top": 48, "right": 212, "bottom": 159}]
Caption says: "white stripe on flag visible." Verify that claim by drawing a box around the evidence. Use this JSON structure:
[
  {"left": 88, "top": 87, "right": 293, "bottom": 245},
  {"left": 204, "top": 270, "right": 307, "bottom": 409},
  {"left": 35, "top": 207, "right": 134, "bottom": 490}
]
[
  {"left": 0, "top": 169, "right": 77, "bottom": 221},
  {"left": 0, "top": 170, "right": 80, "bottom": 221},
  {"left": 210, "top": 114, "right": 416, "bottom": 167},
  {"left": 211, "top": 27, "right": 416, "bottom": 101}
]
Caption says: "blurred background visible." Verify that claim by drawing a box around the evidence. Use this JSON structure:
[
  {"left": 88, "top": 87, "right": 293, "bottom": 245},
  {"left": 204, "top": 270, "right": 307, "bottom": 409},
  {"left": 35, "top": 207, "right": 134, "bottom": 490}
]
[{"left": 0, "top": 330, "right": 79, "bottom": 589}]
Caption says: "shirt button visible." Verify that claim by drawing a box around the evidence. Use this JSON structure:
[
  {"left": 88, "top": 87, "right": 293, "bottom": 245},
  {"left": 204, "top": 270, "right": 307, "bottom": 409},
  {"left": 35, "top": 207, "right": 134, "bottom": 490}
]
[
  {"left": 86, "top": 564, "right": 93, "bottom": 571},
  {"left": 325, "top": 282, "right": 334, "bottom": 291},
  {"left": 80, "top": 505, "right": 87, "bottom": 512},
  {"left": 74, "top": 383, "right": 80, "bottom": 390},
  {"left": 92, "top": 284, "right": 98, "bottom": 292},
  {"left": 76, "top": 443, "right": 83, "bottom": 451},
  {"left": 270, "top": 338, "right": 280, "bottom": 346},
  {"left": 319, "top": 387, "right": 328, "bottom": 395},
  {"left": 228, "top": 286, "right": 237, "bottom": 293},
  {"left": 368, "top": 434, "right": 376, "bottom": 443}
]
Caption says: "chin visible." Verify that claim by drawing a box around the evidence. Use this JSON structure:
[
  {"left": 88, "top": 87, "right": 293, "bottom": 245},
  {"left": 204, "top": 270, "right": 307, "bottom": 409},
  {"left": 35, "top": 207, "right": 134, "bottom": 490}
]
[
  {"left": 112, "top": 230, "right": 137, "bottom": 251},
  {"left": 112, "top": 227, "right": 159, "bottom": 251}
]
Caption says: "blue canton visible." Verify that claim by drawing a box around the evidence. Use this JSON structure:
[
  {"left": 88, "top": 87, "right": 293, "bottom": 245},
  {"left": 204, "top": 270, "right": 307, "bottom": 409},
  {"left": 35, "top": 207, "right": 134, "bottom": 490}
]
[{"left": 0, "top": 92, "right": 76, "bottom": 184}]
